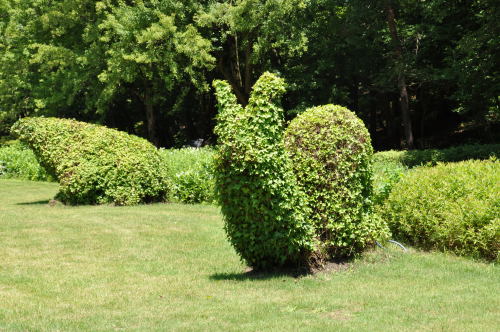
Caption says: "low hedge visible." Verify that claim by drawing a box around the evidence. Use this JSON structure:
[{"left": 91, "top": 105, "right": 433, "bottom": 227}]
[
  {"left": 374, "top": 144, "right": 500, "bottom": 168},
  {"left": 11, "top": 117, "right": 169, "bottom": 205},
  {"left": 380, "top": 159, "right": 499, "bottom": 261},
  {"left": 0, "top": 141, "right": 52, "bottom": 181}
]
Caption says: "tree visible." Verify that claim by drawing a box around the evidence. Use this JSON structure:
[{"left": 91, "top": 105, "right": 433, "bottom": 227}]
[
  {"left": 97, "top": 0, "right": 215, "bottom": 146},
  {"left": 198, "top": 0, "right": 310, "bottom": 105}
]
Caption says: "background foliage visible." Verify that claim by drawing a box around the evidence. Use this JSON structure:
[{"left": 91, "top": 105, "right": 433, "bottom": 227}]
[
  {"left": 1, "top": 0, "right": 498, "bottom": 149},
  {"left": 160, "top": 147, "right": 215, "bottom": 204},
  {"left": 0, "top": 141, "right": 51, "bottom": 181}
]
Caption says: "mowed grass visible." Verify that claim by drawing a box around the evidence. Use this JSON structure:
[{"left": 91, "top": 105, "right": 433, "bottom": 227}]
[{"left": 0, "top": 179, "right": 499, "bottom": 331}]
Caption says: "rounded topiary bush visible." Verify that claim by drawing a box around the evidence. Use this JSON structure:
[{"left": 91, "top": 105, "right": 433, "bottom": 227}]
[
  {"left": 380, "top": 159, "right": 499, "bottom": 261},
  {"left": 11, "top": 117, "right": 169, "bottom": 205},
  {"left": 213, "top": 73, "right": 315, "bottom": 270},
  {"left": 285, "top": 105, "right": 389, "bottom": 259}
]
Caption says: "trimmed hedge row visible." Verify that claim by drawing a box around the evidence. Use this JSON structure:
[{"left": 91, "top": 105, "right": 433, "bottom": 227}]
[
  {"left": 374, "top": 144, "right": 500, "bottom": 168},
  {"left": 381, "top": 159, "right": 499, "bottom": 261},
  {"left": 11, "top": 117, "right": 169, "bottom": 205},
  {"left": 160, "top": 147, "right": 215, "bottom": 204}
]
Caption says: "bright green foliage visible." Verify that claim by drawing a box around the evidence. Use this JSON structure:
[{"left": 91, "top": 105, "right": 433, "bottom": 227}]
[
  {"left": 213, "top": 72, "right": 315, "bottom": 269},
  {"left": 372, "top": 143, "right": 500, "bottom": 205},
  {"left": 285, "top": 105, "right": 390, "bottom": 258},
  {"left": 11, "top": 117, "right": 169, "bottom": 205},
  {"left": 381, "top": 160, "right": 500, "bottom": 261},
  {"left": 160, "top": 147, "right": 215, "bottom": 204},
  {"left": 0, "top": 141, "right": 52, "bottom": 181}
]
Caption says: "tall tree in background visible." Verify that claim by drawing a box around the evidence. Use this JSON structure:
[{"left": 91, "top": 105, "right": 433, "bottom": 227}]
[
  {"left": 384, "top": 0, "right": 414, "bottom": 148},
  {"left": 97, "top": 1, "right": 214, "bottom": 146},
  {"left": 198, "top": 0, "right": 310, "bottom": 105},
  {"left": 0, "top": 0, "right": 498, "bottom": 148}
]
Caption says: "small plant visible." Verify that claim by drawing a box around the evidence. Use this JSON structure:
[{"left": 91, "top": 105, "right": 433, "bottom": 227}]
[
  {"left": 159, "top": 147, "right": 215, "bottom": 204},
  {"left": 285, "top": 105, "right": 390, "bottom": 259},
  {"left": 0, "top": 141, "right": 52, "bottom": 181},
  {"left": 11, "top": 117, "right": 169, "bottom": 205},
  {"left": 381, "top": 159, "right": 499, "bottom": 261}
]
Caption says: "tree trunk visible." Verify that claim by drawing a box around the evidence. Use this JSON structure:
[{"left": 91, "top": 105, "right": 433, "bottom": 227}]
[
  {"left": 385, "top": 2, "right": 414, "bottom": 149},
  {"left": 217, "top": 36, "right": 254, "bottom": 106},
  {"left": 218, "top": 56, "right": 248, "bottom": 106},
  {"left": 144, "top": 85, "right": 160, "bottom": 147}
]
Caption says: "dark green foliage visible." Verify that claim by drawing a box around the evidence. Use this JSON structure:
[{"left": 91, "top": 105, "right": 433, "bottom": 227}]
[
  {"left": 381, "top": 160, "right": 499, "bottom": 261},
  {"left": 160, "top": 147, "right": 215, "bottom": 204},
  {"left": 0, "top": 141, "right": 52, "bottom": 181},
  {"left": 401, "top": 144, "right": 500, "bottom": 167},
  {"left": 285, "top": 105, "right": 390, "bottom": 258},
  {"left": 375, "top": 144, "right": 500, "bottom": 168},
  {"left": 213, "top": 72, "right": 315, "bottom": 269},
  {"left": 11, "top": 117, "right": 169, "bottom": 205}
]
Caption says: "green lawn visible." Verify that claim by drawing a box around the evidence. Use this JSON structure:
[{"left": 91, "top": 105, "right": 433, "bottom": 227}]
[{"left": 0, "top": 179, "right": 498, "bottom": 331}]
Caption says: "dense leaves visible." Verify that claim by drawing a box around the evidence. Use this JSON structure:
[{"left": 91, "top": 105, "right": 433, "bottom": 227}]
[
  {"left": 160, "top": 147, "right": 215, "bottom": 204},
  {"left": 11, "top": 117, "right": 169, "bottom": 205},
  {"left": 0, "top": 141, "right": 51, "bottom": 181},
  {"left": 381, "top": 159, "right": 500, "bottom": 261},
  {"left": 213, "top": 72, "right": 315, "bottom": 269},
  {"left": 285, "top": 105, "right": 390, "bottom": 258},
  {"left": 1, "top": 1, "right": 498, "bottom": 148}
]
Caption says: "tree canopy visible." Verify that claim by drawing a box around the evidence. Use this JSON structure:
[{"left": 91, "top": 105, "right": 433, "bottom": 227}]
[{"left": 1, "top": 0, "right": 498, "bottom": 149}]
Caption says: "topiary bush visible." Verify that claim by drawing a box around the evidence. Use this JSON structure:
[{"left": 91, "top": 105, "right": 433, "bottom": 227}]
[
  {"left": 0, "top": 141, "right": 52, "bottom": 181},
  {"left": 11, "top": 117, "right": 169, "bottom": 205},
  {"left": 285, "top": 105, "right": 390, "bottom": 259},
  {"left": 213, "top": 73, "right": 316, "bottom": 270},
  {"left": 380, "top": 159, "right": 499, "bottom": 261}
]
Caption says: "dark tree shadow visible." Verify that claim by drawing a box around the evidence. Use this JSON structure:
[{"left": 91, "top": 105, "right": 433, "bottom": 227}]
[
  {"left": 210, "top": 268, "right": 310, "bottom": 281},
  {"left": 209, "top": 258, "right": 354, "bottom": 281}
]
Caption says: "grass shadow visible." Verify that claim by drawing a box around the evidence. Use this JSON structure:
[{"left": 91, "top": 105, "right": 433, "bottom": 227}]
[
  {"left": 210, "top": 268, "right": 309, "bottom": 281},
  {"left": 210, "top": 258, "right": 354, "bottom": 281},
  {"left": 16, "top": 200, "right": 49, "bottom": 206}
]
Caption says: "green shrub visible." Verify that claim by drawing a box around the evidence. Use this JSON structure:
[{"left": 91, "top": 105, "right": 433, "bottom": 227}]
[
  {"left": 374, "top": 144, "right": 500, "bottom": 168},
  {"left": 213, "top": 73, "right": 315, "bottom": 269},
  {"left": 160, "top": 147, "right": 215, "bottom": 204},
  {"left": 381, "top": 159, "right": 499, "bottom": 261},
  {"left": 0, "top": 141, "right": 52, "bottom": 181},
  {"left": 285, "top": 105, "right": 390, "bottom": 258},
  {"left": 372, "top": 157, "right": 407, "bottom": 206},
  {"left": 11, "top": 117, "right": 169, "bottom": 205},
  {"left": 372, "top": 144, "right": 499, "bottom": 206}
]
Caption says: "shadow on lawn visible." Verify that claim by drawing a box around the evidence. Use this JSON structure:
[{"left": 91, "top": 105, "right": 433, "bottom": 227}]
[
  {"left": 16, "top": 200, "right": 49, "bottom": 205},
  {"left": 210, "top": 260, "right": 352, "bottom": 281},
  {"left": 210, "top": 269, "right": 308, "bottom": 281}
]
